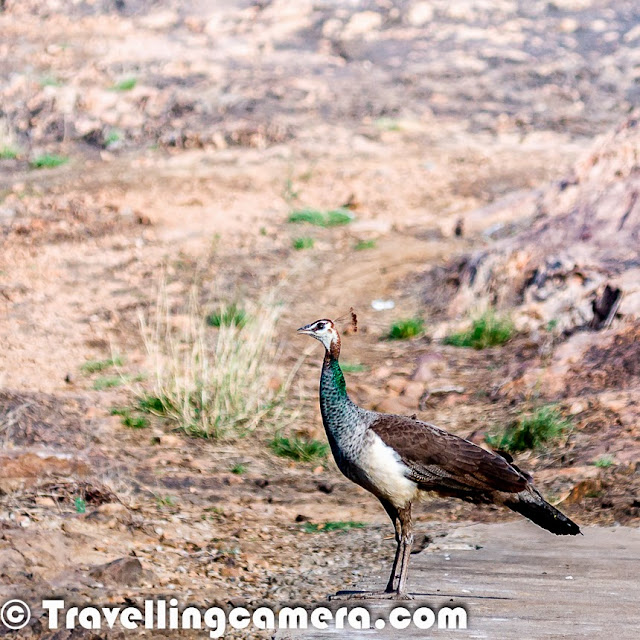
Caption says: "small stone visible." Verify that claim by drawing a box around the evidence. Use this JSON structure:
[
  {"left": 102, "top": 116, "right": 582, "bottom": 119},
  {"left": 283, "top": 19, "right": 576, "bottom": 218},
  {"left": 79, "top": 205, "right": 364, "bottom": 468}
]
[
  {"left": 386, "top": 376, "right": 407, "bottom": 394},
  {"left": 343, "top": 11, "right": 382, "bottom": 38},
  {"left": 89, "top": 557, "right": 144, "bottom": 586},
  {"left": 407, "top": 2, "right": 434, "bottom": 27}
]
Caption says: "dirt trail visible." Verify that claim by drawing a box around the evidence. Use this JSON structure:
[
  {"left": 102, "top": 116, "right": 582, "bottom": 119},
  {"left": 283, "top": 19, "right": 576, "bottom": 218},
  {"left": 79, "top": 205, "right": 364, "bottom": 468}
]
[{"left": 1, "top": 1, "right": 639, "bottom": 637}]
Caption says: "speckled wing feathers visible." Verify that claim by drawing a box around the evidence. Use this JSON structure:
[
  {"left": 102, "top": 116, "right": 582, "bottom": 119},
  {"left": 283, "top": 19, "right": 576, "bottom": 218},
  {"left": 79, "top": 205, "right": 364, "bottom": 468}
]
[{"left": 370, "top": 414, "right": 527, "bottom": 495}]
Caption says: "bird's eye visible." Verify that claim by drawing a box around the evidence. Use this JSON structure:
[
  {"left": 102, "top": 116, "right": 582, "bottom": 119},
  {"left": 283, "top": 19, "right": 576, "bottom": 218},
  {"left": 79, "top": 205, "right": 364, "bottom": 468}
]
[{"left": 316, "top": 322, "right": 326, "bottom": 329}]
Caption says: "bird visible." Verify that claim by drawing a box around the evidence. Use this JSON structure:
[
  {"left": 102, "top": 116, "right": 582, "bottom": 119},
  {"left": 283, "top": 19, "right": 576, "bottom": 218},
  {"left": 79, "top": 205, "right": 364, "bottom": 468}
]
[{"left": 297, "top": 317, "right": 580, "bottom": 600}]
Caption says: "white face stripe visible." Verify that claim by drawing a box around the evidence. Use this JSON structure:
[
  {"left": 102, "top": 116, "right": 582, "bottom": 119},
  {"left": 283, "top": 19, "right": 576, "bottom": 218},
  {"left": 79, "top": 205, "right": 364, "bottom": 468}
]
[{"left": 305, "top": 320, "right": 337, "bottom": 350}]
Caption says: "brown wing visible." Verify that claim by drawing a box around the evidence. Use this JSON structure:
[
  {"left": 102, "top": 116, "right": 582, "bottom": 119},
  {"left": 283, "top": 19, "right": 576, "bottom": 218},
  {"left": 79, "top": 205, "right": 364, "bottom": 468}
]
[{"left": 370, "top": 414, "right": 527, "bottom": 494}]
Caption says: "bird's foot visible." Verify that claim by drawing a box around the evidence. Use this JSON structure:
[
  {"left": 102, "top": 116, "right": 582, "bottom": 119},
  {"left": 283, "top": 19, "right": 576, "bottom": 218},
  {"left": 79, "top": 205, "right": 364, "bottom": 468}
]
[{"left": 329, "top": 590, "right": 414, "bottom": 601}]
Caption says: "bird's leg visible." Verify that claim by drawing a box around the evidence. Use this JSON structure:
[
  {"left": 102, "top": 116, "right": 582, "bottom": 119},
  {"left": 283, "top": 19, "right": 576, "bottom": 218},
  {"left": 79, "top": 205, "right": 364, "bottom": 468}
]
[
  {"left": 395, "top": 505, "right": 414, "bottom": 597},
  {"left": 329, "top": 501, "right": 413, "bottom": 601},
  {"left": 380, "top": 499, "right": 402, "bottom": 593}
]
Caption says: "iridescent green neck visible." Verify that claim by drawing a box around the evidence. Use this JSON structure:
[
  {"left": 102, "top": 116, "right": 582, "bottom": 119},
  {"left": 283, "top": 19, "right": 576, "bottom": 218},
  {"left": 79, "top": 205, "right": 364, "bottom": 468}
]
[{"left": 329, "top": 358, "right": 347, "bottom": 397}]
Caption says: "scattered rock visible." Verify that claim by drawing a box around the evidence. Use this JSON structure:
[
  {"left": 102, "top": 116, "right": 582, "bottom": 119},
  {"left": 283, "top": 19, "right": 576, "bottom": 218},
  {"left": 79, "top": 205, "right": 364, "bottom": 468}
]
[
  {"left": 407, "top": 2, "right": 434, "bottom": 27},
  {"left": 89, "top": 557, "right": 144, "bottom": 586}
]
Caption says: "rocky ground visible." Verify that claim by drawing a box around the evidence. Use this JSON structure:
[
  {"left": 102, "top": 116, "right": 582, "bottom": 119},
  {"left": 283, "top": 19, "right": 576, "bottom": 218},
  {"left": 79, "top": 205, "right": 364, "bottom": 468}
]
[{"left": 1, "top": 0, "right": 640, "bottom": 638}]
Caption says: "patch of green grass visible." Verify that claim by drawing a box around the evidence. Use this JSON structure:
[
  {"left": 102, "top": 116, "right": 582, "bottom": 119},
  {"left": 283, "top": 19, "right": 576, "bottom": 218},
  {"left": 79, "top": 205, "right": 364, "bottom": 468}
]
[
  {"left": 138, "top": 394, "right": 172, "bottom": 415},
  {"left": 74, "top": 497, "right": 86, "bottom": 514},
  {"left": 269, "top": 435, "right": 328, "bottom": 462},
  {"left": 39, "top": 75, "right": 62, "bottom": 87},
  {"left": 155, "top": 495, "right": 176, "bottom": 508},
  {"left": 594, "top": 455, "right": 614, "bottom": 469},
  {"left": 123, "top": 414, "right": 149, "bottom": 429},
  {"left": 443, "top": 310, "right": 514, "bottom": 349},
  {"left": 388, "top": 318, "right": 424, "bottom": 340},
  {"left": 206, "top": 304, "right": 247, "bottom": 328},
  {"left": 93, "top": 376, "right": 123, "bottom": 390},
  {"left": 30, "top": 153, "right": 68, "bottom": 169},
  {"left": 341, "top": 362, "right": 367, "bottom": 373},
  {"left": 354, "top": 239, "right": 376, "bottom": 251},
  {"left": 111, "top": 77, "right": 137, "bottom": 91},
  {"left": 0, "top": 146, "right": 19, "bottom": 160},
  {"left": 301, "top": 521, "right": 366, "bottom": 534},
  {"left": 288, "top": 207, "right": 354, "bottom": 227},
  {"left": 104, "top": 129, "right": 122, "bottom": 147},
  {"left": 231, "top": 463, "right": 247, "bottom": 475},
  {"left": 485, "top": 406, "right": 571, "bottom": 453},
  {"left": 81, "top": 356, "right": 124, "bottom": 374},
  {"left": 375, "top": 117, "right": 401, "bottom": 131},
  {"left": 110, "top": 406, "right": 149, "bottom": 429},
  {"left": 292, "top": 237, "right": 314, "bottom": 250}
]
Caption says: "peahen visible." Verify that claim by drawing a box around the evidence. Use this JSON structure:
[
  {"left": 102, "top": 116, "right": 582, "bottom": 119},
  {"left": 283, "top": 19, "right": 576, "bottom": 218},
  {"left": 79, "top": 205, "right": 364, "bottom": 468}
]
[{"left": 297, "top": 317, "right": 580, "bottom": 599}]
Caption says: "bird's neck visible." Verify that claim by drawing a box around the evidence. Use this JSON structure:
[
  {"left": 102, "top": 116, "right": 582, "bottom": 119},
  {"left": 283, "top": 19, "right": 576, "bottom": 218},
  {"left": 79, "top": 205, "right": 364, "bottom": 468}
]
[{"left": 320, "top": 351, "right": 356, "bottom": 440}]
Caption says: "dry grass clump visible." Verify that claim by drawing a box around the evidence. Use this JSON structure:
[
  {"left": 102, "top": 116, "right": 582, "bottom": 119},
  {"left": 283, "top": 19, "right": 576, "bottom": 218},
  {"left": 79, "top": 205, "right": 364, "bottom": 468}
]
[{"left": 138, "top": 285, "right": 293, "bottom": 439}]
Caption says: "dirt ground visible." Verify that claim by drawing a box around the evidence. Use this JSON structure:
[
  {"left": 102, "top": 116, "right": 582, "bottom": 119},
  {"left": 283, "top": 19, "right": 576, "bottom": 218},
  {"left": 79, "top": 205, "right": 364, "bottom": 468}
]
[{"left": 1, "top": 0, "right": 639, "bottom": 638}]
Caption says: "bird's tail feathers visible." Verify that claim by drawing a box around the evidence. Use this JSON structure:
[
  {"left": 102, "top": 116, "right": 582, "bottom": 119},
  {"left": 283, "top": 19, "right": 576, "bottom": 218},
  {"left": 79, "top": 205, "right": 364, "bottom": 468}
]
[{"left": 504, "top": 486, "right": 581, "bottom": 536}]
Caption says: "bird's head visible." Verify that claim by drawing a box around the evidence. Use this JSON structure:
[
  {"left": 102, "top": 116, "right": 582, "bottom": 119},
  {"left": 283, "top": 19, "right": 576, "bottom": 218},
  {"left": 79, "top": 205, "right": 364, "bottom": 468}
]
[{"left": 297, "top": 318, "right": 340, "bottom": 357}]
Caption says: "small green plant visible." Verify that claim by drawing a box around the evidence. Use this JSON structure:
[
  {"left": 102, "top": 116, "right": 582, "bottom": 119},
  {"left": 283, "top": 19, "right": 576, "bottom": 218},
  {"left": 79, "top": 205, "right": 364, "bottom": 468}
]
[
  {"left": 594, "top": 455, "right": 614, "bottom": 469},
  {"left": 138, "top": 394, "right": 171, "bottom": 415},
  {"left": 74, "top": 497, "right": 86, "bottom": 514},
  {"left": 231, "top": 463, "right": 247, "bottom": 475},
  {"left": 341, "top": 362, "right": 367, "bottom": 373},
  {"left": 104, "top": 129, "right": 122, "bottom": 147},
  {"left": 546, "top": 319, "right": 559, "bottom": 332},
  {"left": 0, "top": 146, "right": 19, "bottom": 160},
  {"left": 388, "top": 318, "right": 424, "bottom": 340},
  {"left": 206, "top": 304, "right": 247, "bottom": 328},
  {"left": 39, "top": 75, "right": 62, "bottom": 87},
  {"left": 123, "top": 414, "right": 149, "bottom": 429},
  {"left": 111, "top": 77, "right": 137, "bottom": 91},
  {"left": 93, "top": 376, "right": 123, "bottom": 390},
  {"left": 155, "top": 495, "right": 176, "bottom": 508},
  {"left": 485, "top": 406, "right": 571, "bottom": 453},
  {"left": 301, "top": 521, "right": 366, "bottom": 533},
  {"left": 292, "top": 237, "right": 314, "bottom": 250},
  {"left": 81, "top": 356, "right": 124, "bottom": 374},
  {"left": 288, "top": 207, "right": 354, "bottom": 227},
  {"left": 375, "top": 117, "right": 401, "bottom": 131},
  {"left": 269, "top": 435, "right": 328, "bottom": 462},
  {"left": 354, "top": 239, "right": 376, "bottom": 251},
  {"left": 30, "top": 153, "right": 68, "bottom": 169},
  {"left": 444, "top": 310, "right": 514, "bottom": 349}
]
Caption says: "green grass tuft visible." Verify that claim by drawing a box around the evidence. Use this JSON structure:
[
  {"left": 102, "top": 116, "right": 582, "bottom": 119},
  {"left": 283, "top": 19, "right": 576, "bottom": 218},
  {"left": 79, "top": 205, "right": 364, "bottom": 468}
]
[
  {"left": 30, "top": 154, "right": 68, "bottom": 169},
  {"left": 292, "top": 237, "right": 314, "bottom": 250},
  {"left": 0, "top": 146, "right": 19, "bottom": 160},
  {"left": 104, "top": 129, "right": 122, "bottom": 147},
  {"left": 269, "top": 435, "right": 328, "bottom": 462},
  {"left": 93, "top": 376, "right": 123, "bottom": 391},
  {"left": 39, "top": 75, "right": 62, "bottom": 87},
  {"left": 301, "top": 521, "right": 366, "bottom": 533},
  {"left": 354, "top": 239, "right": 376, "bottom": 251},
  {"left": 485, "top": 406, "right": 571, "bottom": 453},
  {"left": 594, "top": 455, "right": 614, "bottom": 469},
  {"left": 375, "top": 117, "right": 401, "bottom": 131},
  {"left": 388, "top": 318, "right": 424, "bottom": 340},
  {"left": 74, "top": 497, "right": 86, "bottom": 514},
  {"left": 81, "top": 356, "right": 123, "bottom": 374},
  {"left": 288, "top": 207, "right": 354, "bottom": 227},
  {"left": 341, "top": 362, "right": 367, "bottom": 373},
  {"left": 111, "top": 77, "right": 137, "bottom": 91},
  {"left": 443, "top": 310, "right": 514, "bottom": 349},
  {"left": 206, "top": 304, "right": 247, "bottom": 328},
  {"left": 122, "top": 414, "right": 149, "bottom": 429},
  {"left": 231, "top": 463, "right": 247, "bottom": 475}
]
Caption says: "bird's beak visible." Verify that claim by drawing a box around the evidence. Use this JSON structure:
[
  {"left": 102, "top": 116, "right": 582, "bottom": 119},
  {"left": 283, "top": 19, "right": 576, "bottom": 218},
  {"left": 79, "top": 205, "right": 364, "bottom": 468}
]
[{"left": 297, "top": 324, "right": 314, "bottom": 335}]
